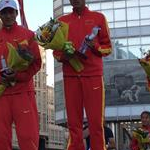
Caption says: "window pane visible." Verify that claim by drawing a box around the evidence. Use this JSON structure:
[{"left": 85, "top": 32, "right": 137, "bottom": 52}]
[
  {"left": 102, "top": 10, "right": 114, "bottom": 22},
  {"left": 139, "top": 0, "right": 150, "bottom": 6},
  {"left": 108, "top": 22, "right": 114, "bottom": 28},
  {"left": 114, "top": 1, "right": 125, "bottom": 8},
  {"left": 128, "top": 46, "right": 141, "bottom": 58},
  {"left": 127, "top": 7, "right": 139, "bottom": 20},
  {"left": 101, "top": 2, "right": 113, "bottom": 9},
  {"left": 115, "top": 21, "right": 126, "bottom": 28},
  {"left": 89, "top": 3, "right": 100, "bottom": 11},
  {"left": 128, "top": 37, "right": 140, "bottom": 45},
  {"left": 127, "top": 20, "right": 140, "bottom": 27},
  {"left": 63, "top": 0, "right": 70, "bottom": 4},
  {"left": 127, "top": 0, "right": 139, "bottom": 7},
  {"left": 115, "top": 9, "right": 126, "bottom": 21},
  {"left": 141, "top": 36, "right": 150, "bottom": 44},
  {"left": 116, "top": 38, "right": 128, "bottom": 46},
  {"left": 140, "top": 7, "right": 150, "bottom": 19},
  {"left": 140, "top": 19, "right": 150, "bottom": 25}
]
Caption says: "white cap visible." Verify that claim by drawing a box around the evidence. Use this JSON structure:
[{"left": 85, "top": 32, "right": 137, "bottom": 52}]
[{"left": 0, "top": 0, "right": 17, "bottom": 11}]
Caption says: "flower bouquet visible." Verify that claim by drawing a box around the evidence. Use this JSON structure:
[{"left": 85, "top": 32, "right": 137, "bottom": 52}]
[
  {"left": 132, "top": 128, "right": 150, "bottom": 150},
  {"left": 0, "top": 40, "right": 34, "bottom": 96},
  {"left": 36, "top": 18, "right": 84, "bottom": 72},
  {"left": 139, "top": 50, "right": 150, "bottom": 91}
]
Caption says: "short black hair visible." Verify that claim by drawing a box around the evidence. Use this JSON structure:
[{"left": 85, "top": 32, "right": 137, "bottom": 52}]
[{"left": 141, "top": 111, "right": 150, "bottom": 118}]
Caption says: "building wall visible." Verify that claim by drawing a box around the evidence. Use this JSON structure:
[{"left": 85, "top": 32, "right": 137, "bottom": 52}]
[
  {"left": 47, "top": 124, "right": 65, "bottom": 150},
  {"left": 36, "top": 47, "right": 48, "bottom": 136},
  {"left": 47, "top": 86, "right": 65, "bottom": 150}
]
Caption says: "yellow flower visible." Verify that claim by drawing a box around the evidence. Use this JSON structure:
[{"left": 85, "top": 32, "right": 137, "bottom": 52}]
[
  {"left": 41, "top": 27, "right": 51, "bottom": 42},
  {"left": 36, "top": 18, "right": 84, "bottom": 72}
]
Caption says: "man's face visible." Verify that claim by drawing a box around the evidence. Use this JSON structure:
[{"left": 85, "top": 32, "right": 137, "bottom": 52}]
[
  {"left": 141, "top": 113, "right": 150, "bottom": 127},
  {"left": 0, "top": 7, "right": 17, "bottom": 27},
  {"left": 69, "top": 0, "right": 85, "bottom": 9}
]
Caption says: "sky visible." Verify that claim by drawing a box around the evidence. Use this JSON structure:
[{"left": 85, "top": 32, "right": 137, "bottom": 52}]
[{"left": 16, "top": 0, "right": 54, "bottom": 86}]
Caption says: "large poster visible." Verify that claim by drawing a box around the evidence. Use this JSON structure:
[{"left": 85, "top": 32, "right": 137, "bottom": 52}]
[{"left": 103, "top": 59, "right": 150, "bottom": 105}]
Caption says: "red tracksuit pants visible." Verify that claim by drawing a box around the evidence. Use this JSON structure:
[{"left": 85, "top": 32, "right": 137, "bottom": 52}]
[
  {"left": 0, "top": 92, "right": 39, "bottom": 150},
  {"left": 64, "top": 76, "right": 106, "bottom": 150}
]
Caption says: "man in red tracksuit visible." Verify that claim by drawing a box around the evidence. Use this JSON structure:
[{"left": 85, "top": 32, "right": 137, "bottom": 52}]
[
  {"left": 53, "top": 0, "right": 112, "bottom": 150},
  {"left": 0, "top": 0, "right": 41, "bottom": 149},
  {"left": 130, "top": 111, "right": 150, "bottom": 150}
]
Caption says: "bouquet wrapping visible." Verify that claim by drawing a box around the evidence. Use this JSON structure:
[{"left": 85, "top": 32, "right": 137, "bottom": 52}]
[
  {"left": 132, "top": 128, "right": 150, "bottom": 150},
  {"left": 139, "top": 50, "right": 150, "bottom": 91},
  {"left": 0, "top": 40, "right": 34, "bottom": 96},
  {"left": 36, "top": 18, "right": 84, "bottom": 72}
]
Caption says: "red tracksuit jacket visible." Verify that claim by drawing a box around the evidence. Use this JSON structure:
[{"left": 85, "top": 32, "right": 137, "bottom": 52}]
[
  {"left": 53, "top": 6, "right": 112, "bottom": 76},
  {"left": 130, "top": 126, "right": 150, "bottom": 150},
  {"left": 0, "top": 22, "right": 41, "bottom": 95}
]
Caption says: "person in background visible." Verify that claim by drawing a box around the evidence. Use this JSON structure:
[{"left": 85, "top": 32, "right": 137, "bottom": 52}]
[
  {"left": 130, "top": 111, "right": 150, "bottom": 150},
  {"left": 83, "top": 123, "right": 116, "bottom": 150},
  {"left": 0, "top": 0, "right": 41, "bottom": 149},
  {"left": 53, "top": 0, "right": 112, "bottom": 149},
  {"left": 105, "top": 125, "right": 116, "bottom": 150},
  {"left": 83, "top": 123, "right": 90, "bottom": 150}
]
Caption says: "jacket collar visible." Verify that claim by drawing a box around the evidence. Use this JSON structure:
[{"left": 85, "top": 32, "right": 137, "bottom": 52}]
[
  {"left": 72, "top": 6, "right": 89, "bottom": 17},
  {"left": 142, "top": 125, "right": 150, "bottom": 131},
  {"left": 2, "top": 21, "right": 17, "bottom": 32}
]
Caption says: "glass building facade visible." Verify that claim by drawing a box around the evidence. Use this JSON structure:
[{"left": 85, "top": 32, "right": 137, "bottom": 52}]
[{"left": 53, "top": 0, "right": 150, "bottom": 149}]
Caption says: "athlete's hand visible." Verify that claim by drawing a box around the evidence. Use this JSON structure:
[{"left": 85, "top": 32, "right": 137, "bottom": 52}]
[
  {"left": 84, "top": 36, "right": 95, "bottom": 50},
  {"left": 1, "top": 68, "right": 16, "bottom": 86},
  {"left": 63, "top": 41, "right": 75, "bottom": 60}
]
